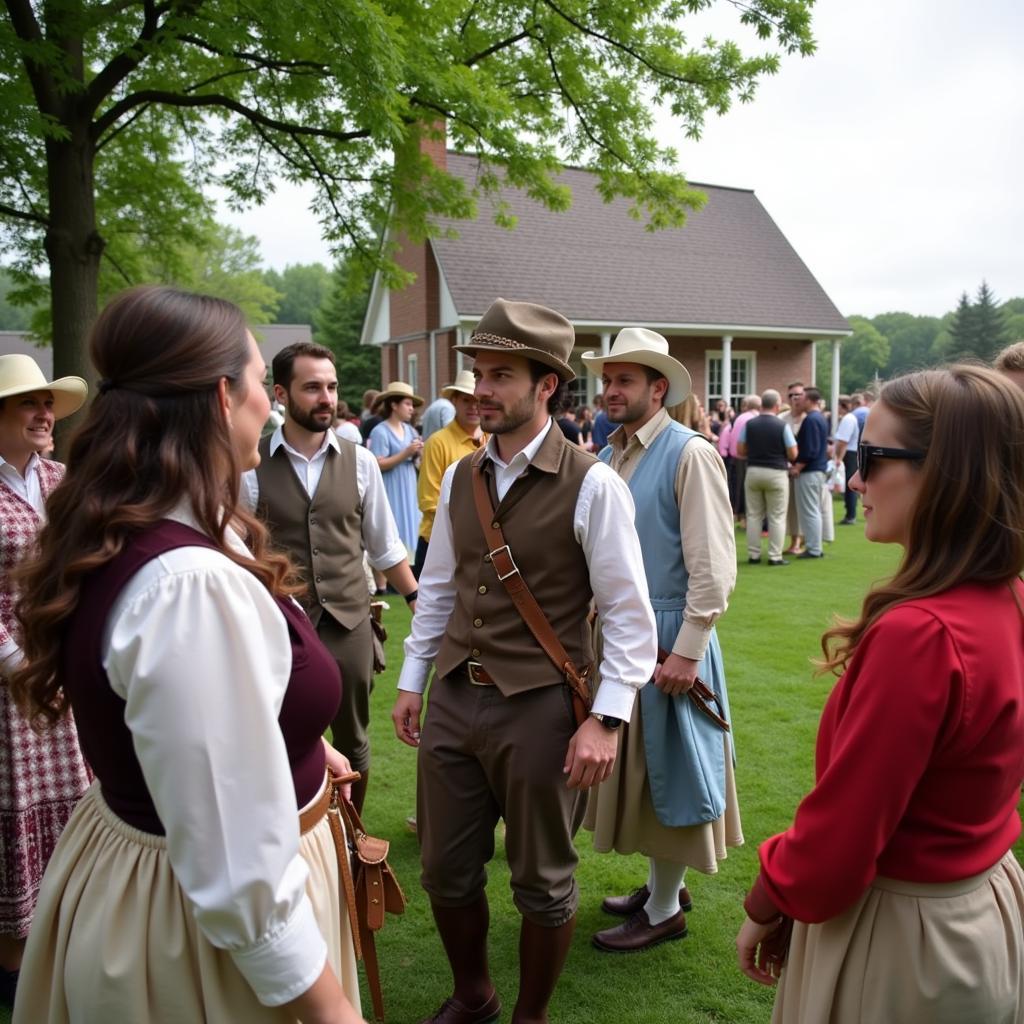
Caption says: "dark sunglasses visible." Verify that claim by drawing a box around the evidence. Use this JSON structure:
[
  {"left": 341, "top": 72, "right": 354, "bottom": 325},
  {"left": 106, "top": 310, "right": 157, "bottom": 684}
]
[
  {"left": 856, "top": 443, "right": 926, "bottom": 481},
  {"left": 787, "top": 392, "right": 803, "bottom": 399}
]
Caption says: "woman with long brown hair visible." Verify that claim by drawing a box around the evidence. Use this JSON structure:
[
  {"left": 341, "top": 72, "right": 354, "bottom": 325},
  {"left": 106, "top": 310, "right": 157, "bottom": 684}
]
[
  {"left": 736, "top": 365, "right": 1024, "bottom": 1023},
  {"left": 11, "top": 287, "right": 365, "bottom": 1024}
]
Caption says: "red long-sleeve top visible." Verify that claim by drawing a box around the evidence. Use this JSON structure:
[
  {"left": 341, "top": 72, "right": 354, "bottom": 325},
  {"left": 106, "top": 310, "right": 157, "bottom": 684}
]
[{"left": 747, "top": 579, "right": 1024, "bottom": 925}]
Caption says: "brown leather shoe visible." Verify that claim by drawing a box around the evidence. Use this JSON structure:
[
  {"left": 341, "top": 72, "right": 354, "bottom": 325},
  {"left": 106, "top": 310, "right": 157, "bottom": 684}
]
[
  {"left": 592, "top": 909, "right": 688, "bottom": 953},
  {"left": 419, "top": 990, "right": 501, "bottom": 1024},
  {"left": 600, "top": 884, "right": 693, "bottom": 916}
]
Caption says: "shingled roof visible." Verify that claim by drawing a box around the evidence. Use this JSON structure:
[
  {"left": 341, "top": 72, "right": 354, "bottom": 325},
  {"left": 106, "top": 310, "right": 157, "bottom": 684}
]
[{"left": 430, "top": 152, "right": 849, "bottom": 334}]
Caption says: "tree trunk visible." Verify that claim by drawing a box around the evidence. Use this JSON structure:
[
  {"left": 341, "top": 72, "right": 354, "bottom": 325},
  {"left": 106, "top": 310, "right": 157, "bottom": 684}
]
[{"left": 44, "top": 119, "right": 103, "bottom": 451}]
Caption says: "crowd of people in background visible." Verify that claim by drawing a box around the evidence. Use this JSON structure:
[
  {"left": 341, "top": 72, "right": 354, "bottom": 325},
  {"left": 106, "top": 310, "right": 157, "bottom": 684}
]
[{"left": 0, "top": 293, "right": 1022, "bottom": 1024}]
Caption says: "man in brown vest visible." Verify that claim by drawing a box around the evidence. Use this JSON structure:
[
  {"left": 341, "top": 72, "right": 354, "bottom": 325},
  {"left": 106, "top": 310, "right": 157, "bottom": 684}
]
[
  {"left": 391, "top": 299, "right": 657, "bottom": 1024},
  {"left": 242, "top": 341, "right": 418, "bottom": 813}
]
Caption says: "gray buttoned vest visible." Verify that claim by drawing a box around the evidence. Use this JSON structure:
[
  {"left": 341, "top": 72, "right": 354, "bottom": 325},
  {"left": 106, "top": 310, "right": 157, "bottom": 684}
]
[{"left": 254, "top": 435, "right": 369, "bottom": 629}]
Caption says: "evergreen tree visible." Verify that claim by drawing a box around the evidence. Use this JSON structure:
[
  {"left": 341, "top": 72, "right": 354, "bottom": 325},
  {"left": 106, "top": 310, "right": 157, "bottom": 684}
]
[
  {"left": 973, "top": 280, "right": 1009, "bottom": 361},
  {"left": 314, "top": 261, "right": 375, "bottom": 410},
  {"left": 948, "top": 291, "right": 979, "bottom": 358}
]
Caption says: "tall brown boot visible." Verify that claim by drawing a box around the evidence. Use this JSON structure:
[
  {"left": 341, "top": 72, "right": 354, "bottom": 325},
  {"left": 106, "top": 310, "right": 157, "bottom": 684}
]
[
  {"left": 511, "top": 916, "right": 576, "bottom": 1024},
  {"left": 349, "top": 769, "right": 369, "bottom": 815},
  {"left": 420, "top": 898, "right": 500, "bottom": 1024}
]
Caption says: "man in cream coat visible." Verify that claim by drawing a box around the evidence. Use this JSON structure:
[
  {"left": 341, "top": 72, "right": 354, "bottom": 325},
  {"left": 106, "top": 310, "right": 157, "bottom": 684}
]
[{"left": 583, "top": 328, "right": 742, "bottom": 952}]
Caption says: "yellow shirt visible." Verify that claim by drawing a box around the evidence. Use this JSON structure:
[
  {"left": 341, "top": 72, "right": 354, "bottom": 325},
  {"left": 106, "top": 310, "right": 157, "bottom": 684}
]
[{"left": 417, "top": 419, "right": 486, "bottom": 541}]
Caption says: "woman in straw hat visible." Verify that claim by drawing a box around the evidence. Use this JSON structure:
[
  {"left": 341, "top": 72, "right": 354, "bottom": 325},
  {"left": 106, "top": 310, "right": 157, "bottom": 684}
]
[
  {"left": 367, "top": 381, "right": 424, "bottom": 553},
  {"left": 0, "top": 355, "right": 91, "bottom": 1008},
  {"left": 10, "top": 287, "right": 365, "bottom": 1024},
  {"left": 736, "top": 365, "right": 1024, "bottom": 1023}
]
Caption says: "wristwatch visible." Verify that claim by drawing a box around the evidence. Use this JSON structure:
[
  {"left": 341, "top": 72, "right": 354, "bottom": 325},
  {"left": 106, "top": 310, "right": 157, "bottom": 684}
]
[{"left": 590, "top": 713, "right": 623, "bottom": 730}]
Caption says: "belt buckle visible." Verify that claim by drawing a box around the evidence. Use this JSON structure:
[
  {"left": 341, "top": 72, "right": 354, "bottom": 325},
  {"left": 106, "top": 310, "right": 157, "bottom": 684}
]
[{"left": 466, "top": 660, "right": 491, "bottom": 685}]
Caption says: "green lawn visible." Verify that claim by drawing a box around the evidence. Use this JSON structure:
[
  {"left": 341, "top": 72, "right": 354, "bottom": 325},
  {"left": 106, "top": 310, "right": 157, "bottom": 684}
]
[{"left": 6, "top": 509, "right": 1021, "bottom": 1023}]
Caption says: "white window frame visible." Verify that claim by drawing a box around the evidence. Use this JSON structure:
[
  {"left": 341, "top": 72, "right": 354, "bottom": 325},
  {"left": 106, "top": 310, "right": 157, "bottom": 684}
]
[
  {"left": 705, "top": 350, "right": 757, "bottom": 408},
  {"left": 406, "top": 354, "right": 419, "bottom": 394}
]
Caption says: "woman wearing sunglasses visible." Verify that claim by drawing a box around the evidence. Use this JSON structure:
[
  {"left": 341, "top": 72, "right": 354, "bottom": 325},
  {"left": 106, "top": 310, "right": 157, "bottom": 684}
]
[{"left": 736, "top": 365, "right": 1024, "bottom": 1023}]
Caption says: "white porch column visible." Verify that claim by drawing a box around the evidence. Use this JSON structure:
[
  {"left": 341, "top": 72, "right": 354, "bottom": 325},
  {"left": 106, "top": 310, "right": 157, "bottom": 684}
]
[
  {"left": 455, "top": 328, "right": 464, "bottom": 373},
  {"left": 429, "top": 330, "right": 438, "bottom": 400},
  {"left": 396, "top": 342, "right": 404, "bottom": 383},
  {"left": 831, "top": 338, "right": 841, "bottom": 432},
  {"left": 721, "top": 335, "right": 733, "bottom": 409},
  {"left": 594, "top": 331, "right": 612, "bottom": 397}
]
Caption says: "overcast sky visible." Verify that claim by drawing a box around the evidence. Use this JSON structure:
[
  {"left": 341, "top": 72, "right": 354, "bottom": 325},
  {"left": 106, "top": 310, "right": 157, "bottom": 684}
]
[{"left": 220, "top": 0, "right": 1023, "bottom": 320}]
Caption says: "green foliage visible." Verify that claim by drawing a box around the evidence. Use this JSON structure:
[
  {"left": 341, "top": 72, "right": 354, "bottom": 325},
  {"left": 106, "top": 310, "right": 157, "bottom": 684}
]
[
  {"left": 314, "top": 259, "right": 376, "bottom": 408},
  {"left": 263, "top": 263, "right": 332, "bottom": 325},
  {"left": 1, "top": 0, "right": 819, "bottom": 381},
  {"left": 816, "top": 317, "right": 889, "bottom": 395},
  {"left": 0, "top": 267, "right": 41, "bottom": 329}
]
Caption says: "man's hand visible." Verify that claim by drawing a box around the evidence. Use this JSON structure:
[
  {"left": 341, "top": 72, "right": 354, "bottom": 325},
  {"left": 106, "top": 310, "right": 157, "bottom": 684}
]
[
  {"left": 563, "top": 717, "right": 618, "bottom": 790},
  {"left": 654, "top": 653, "right": 699, "bottom": 696},
  {"left": 391, "top": 691, "right": 423, "bottom": 747}
]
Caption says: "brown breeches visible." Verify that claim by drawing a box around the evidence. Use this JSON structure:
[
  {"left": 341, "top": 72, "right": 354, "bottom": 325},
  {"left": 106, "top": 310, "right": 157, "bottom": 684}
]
[{"left": 416, "top": 674, "right": 587, "bottom": 927}]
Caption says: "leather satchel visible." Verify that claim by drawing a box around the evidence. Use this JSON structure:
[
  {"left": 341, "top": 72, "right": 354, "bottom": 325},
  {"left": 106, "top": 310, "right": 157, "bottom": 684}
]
[
  {"left": 329, "top": 772, "right": 407, "bottom": 1021},
  {"left": 469, "top": 452, "right": 593, "bottom": 726}
]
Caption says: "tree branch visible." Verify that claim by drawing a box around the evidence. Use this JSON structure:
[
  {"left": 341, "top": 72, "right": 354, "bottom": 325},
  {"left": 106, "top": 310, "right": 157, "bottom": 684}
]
[
  {"left": 177, "top": 34, "right": 330, "bottom": 73},
  {"left": 0, "top": 201, "right": 49, "bottom": 227},
  {"left": 93, "top": 90, "right": 371, "bottom": 144},
  {"left": 544, "top": 45, "right": 629, "bottom": 166},
  {"left": 94, "top": 102, "right": 153, "bottom": 153},
  {"left": 463, "top": 29, "right": 535, "bottom": 66},
  {"left": 541, "top": 0, "right": 701, "bottom": 87},
  {"left": 83, "top": 0, "right": 194, "bottom": 117},
  {"left": 4, "top": 0, "right": 59, "bottom": 115}
]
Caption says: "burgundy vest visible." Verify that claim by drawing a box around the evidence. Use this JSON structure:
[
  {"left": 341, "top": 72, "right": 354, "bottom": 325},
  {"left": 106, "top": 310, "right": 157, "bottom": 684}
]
[{"left": 61, "top": 520, "right": 341, "bottom": 834}]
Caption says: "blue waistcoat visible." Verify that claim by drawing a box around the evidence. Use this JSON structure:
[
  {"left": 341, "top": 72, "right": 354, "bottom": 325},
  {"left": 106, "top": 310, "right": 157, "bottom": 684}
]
[{"left": 601, "top": 420, "right": 733, "bottom": 827}]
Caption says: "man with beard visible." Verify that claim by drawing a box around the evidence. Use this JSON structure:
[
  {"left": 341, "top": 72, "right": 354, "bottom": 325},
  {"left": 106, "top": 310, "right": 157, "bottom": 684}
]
[
  {"left": 242, "top": 341, "right": 418, "bottom": 813},
  {"left": 391, "top": 299, "right": 656, "bottom": 1024},
  {"left": 581, "top": 328, "right": 741, "bottom": 953}
]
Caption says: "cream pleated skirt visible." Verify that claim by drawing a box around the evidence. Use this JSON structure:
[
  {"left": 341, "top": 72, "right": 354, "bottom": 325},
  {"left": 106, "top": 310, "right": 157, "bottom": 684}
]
[
  {"left": 13, "top": 781, "right": 361, "bottom": 1023},
  {"left": 584, "top": 695, "right": 743, "bottom": 871},
  {"left": 773, "top": 850, "right": 1024, "bottom": 1024}
]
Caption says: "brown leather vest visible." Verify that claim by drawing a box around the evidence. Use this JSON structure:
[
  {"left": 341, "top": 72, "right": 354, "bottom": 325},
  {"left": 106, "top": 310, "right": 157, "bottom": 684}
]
[
  {"left": 435, "top": 424, "right": 596, "bottom": 695},
  {"left": 254, "top": 434, "right": 368, "bottom": 629}
]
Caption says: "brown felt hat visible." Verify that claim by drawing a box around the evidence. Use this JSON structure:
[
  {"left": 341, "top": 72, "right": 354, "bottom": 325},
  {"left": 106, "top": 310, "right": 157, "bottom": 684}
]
[{"left": 454, "top": 298, "right": 576, "bottom": 382}]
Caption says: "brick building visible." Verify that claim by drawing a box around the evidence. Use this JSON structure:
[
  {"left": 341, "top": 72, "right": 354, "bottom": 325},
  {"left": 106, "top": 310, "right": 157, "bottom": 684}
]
[{"left": 361, "top": 150, "right": 850, "bottom": 411}]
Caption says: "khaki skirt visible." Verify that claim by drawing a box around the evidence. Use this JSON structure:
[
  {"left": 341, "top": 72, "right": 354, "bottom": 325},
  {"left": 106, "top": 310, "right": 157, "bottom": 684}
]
[
  {"left": 14, "top": 780, "right": 361, "bottom": 1023},
  {"left": 773, "top": 851, "right": 1024, "bottom": 1024}
]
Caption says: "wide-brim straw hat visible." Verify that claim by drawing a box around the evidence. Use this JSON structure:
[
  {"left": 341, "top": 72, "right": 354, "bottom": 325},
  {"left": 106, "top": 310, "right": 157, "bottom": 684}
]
[
  {"left": 441, "top": 369, "right": 477, "bottom": 399},
  {"left": 454, "top": 298, "right": 576, "bottom": 382},
  {"left": 0, "top": 353, "right": 88, "bottom": 420},
  {"left": 373, "top": 380, "right": 424, "bottom": 412},
  {"left": 581, "top": 328, "right": 692, "bottom": 406}
]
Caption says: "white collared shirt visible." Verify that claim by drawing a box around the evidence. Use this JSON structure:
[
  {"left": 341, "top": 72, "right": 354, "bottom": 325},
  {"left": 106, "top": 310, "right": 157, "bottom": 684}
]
[
  {"left": 101, "top": 505, "right": 326, "bottom": 1006},
  {"left": 398, "top": 418, "right": 657, "bottom": 720},
  {"left": 0, "top": 452, "right": 44, "bottom": 516},
  {"left": 241, "top": 426, "right": 407, "bottom": 570}
]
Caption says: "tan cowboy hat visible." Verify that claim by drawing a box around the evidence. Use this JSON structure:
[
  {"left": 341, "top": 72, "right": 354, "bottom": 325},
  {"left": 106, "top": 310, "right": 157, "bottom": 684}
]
[
  {"left": 0, "top": 354, "right": 88, "bottom": 419},
  {"left": 581, "top": 328, "right": 692, "bottom": 406},
  {"left": 373, "top": 380, "right": 424, "bottom": 412},
  {"left": 441, "top": 369, "right": 477, "bottom": 400},
  {"left": 454, "top": 298, "right": 576, "bottom": 382}
]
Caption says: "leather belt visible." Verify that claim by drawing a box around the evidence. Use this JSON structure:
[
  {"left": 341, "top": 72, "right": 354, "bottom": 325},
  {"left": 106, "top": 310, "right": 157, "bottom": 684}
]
[{"left": 462, "top": 660, "right": 496, "bottom": 686}]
